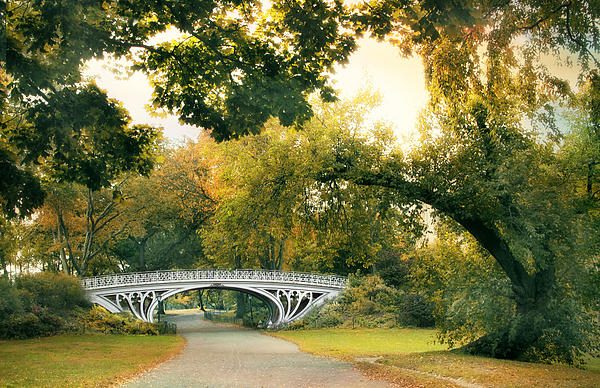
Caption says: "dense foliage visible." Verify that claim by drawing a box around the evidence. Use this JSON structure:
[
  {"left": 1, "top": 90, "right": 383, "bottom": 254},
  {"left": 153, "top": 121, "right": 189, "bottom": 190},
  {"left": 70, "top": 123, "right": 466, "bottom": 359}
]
[
  {"left": 291, "top": 274, "right": 434, "bottom": 330},
  {"left": 2, "top": 0, "right": 354, "bottom": 221},
  {"left": 83, "top": 306, "right": 175, "bottom": 335},
  {"left": 315, "top": 0, "right": 600, "bottom": 362},
  {"left": 0, "top": 272, "right": 173, "bottom": 338},
  {"left": 0, "top": 272, "right": 89, "bottom": 339},
  {"left": 201, "top": 92, "right": 418, "bottom": 274},
  {"left": 407, "top": 222, "right": 600, "bottom": 365}
]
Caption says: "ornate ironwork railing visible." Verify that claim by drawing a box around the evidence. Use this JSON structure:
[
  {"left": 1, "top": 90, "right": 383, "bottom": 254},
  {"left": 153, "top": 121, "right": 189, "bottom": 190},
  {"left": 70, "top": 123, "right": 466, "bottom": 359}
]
[{"left": 82, "top": 269, "right": 347, "bottom": 290}]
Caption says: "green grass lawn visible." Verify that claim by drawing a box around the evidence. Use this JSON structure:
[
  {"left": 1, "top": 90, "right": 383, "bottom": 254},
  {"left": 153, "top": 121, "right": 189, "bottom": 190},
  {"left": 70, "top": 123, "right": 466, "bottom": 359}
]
[
  {"left": 0, "top": 333, "right": 184, "bottom": 388},
  {"left": 272, "top": 328, "right": 600, "bottom": 388},
  {"left": 586, "top": 356, "right": 600, "bottom": 372},
  {"left": 273, "top": 327, "right": 447, "bottom": 357}
]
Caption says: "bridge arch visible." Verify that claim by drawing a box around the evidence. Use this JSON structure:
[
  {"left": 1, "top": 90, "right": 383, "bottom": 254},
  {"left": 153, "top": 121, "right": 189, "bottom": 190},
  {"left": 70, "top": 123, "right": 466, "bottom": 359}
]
[
  {"left": 82, "top": 269, "right": 346, "bottom": 328},
  {"left": 148, "top": 285, "right": 280, "bottom": 324}
]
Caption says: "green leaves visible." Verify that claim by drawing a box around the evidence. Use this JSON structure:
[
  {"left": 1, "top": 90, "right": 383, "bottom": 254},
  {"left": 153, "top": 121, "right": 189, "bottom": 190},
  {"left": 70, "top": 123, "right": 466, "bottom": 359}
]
[
  {"left": 17, "top": 84, "right": 160, "bottom": 191},
  {"left": 199, "top": 92, "right": 416, "bottom": 274},
  {"left": 132, "top": 0, "right": 355, "bottom": 141},
  {"left": 4, "top": 0, "right": 356, "bottom": 219},
  {"left": 0, "top": 147, "right": 44, "bottom": 218},
  {"left": 314, "top": 1, "right": 599, "bottom": 360},
  {"left": 2, "top": 0, "right": 166, "bottom": 217}
]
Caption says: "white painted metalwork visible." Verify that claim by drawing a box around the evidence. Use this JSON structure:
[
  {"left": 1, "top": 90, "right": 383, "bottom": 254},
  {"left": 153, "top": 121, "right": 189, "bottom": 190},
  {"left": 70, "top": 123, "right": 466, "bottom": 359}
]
[{"left": 82, "top": 269, "right": 347, "bottom": 328}]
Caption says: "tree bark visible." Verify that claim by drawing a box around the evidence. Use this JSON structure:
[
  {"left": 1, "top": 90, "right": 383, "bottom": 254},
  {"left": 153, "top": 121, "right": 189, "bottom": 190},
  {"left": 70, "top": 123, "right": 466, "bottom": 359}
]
[
  {"left": 277, "top": 237, "right": 285, "bottom": 270},
  {"left": 56, "top": 224, "right": 69, "bottom": 274},
  {"left": 78, "top": 187, "right": 122, "bottom": 275},
  {"left": 57, "top": 211, "right": 78, "bottom": 274},
  {"left": 0, "top": 254, "right": 7, "bottom": 277},
  {"left": 197, "top": 289, "right": 206, "bottom": 311}
]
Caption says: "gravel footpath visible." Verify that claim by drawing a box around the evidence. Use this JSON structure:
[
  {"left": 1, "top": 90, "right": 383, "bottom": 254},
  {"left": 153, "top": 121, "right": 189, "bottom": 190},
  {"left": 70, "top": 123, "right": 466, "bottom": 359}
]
[{"left": 122, "top": 312, "right": 395, "bottom": 388}]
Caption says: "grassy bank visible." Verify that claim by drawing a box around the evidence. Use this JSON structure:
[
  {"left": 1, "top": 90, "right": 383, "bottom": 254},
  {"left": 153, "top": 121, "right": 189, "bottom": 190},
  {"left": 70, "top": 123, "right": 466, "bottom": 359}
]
[
  {"left": 272, "top": 328, "right": 600, "bottom": 388},
  {"left": 273, "top": 328, "right": 446, "bottom": 357},
  {"left": 0, "top": 333, "right": 184, "bottom": 387}
]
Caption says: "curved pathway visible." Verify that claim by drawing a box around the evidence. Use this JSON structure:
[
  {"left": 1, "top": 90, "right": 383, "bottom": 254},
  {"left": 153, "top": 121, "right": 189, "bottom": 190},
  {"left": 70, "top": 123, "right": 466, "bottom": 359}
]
[{"left": 122, "top": 312, "right": 394, "bottom": 388}]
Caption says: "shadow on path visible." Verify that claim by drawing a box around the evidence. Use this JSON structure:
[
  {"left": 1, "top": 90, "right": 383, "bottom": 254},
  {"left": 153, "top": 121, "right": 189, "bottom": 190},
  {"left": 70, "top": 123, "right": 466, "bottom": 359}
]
[{"left": 122, "top": 312, "right": 395, "bottom": 388}]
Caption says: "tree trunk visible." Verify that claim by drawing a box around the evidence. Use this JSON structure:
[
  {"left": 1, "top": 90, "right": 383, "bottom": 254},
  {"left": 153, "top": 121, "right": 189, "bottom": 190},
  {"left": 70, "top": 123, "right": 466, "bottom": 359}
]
[
  {"left": 351, "top": 170, "right": 558, "bottom": 360},
  {"left": 138, "top": 237, "right": 147, "bottom": 271},
  {"left": 78, "top": 187, "right": 123, "bottom": 275},
  {"left": 261, "top": 234, "right": 285, "bottom": 270},
  {"left": 131, "top": 230, "right": 157, "bottom": 272},
  {"left": 248, "top": 294, "right": 254, "bottom": 322},
  {"left": 276, "top": 236, "right": 285, "bottom": 270},
  {"left": 0, "top": 254, "right": 7, "bottom": 277},
  {"left": 57, "top": 212, "right": 78, "bottom": 275},
  {"left": 197, "top": 289, "right": 206, "bottom": 311},
  {"left": 453, "top": 216, "right": 556, "bottom": 359},
  {"left": 463, "top": 286, "right": 554, "bottom": 360},
  {"left": 59, "top": 247, "right": 69, "bottom": 275},
  {"left": 236, "top": 291, "right": 246, "bottom": 319},
  {"left": 56, "top": 225, "right": 69, "bottom": 274}
]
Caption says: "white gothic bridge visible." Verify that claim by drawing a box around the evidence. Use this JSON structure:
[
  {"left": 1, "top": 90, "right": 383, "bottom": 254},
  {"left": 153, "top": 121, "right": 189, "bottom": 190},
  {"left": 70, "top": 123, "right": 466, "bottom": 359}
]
[{"left": 82, "top": 269, "right": 347, "bottom": 328}]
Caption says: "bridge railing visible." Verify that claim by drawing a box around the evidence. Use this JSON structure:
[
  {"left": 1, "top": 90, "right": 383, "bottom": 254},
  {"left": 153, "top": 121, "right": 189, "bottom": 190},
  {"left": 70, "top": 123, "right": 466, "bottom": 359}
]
[{"left": 81, "top": 269, "right": 347, "bottom": 290}]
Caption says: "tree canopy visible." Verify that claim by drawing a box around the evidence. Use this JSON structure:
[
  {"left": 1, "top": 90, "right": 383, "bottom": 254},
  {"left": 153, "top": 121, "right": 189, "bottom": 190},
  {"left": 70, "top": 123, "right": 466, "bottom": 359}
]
[{"left": 2, "top": 0, "right": 361, "bottom": 220}]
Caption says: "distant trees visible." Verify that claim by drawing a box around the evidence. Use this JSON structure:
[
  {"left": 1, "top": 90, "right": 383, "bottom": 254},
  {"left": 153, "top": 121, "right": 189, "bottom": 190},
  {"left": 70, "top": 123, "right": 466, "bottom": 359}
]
[
  {"left": 112, "top": 138, "right": 219, "bottom": 272},
  {"left": 37, "top": 182, "right": 129, "bottom": 275},
  {"left": 201, "top": 92, "right": 417, "bottom": 274},
  {"left": 23, "top": 138, "right": 219, "bottom": 275},
  {"left": 13, "top": 90, "right": 413, "bottom": 276}
]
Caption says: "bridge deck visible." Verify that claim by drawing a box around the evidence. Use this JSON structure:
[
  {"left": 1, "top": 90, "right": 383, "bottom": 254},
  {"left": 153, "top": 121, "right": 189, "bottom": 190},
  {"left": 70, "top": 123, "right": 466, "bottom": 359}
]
[{"left": 82, "top": 269, "right": 346, "bottom": 289}]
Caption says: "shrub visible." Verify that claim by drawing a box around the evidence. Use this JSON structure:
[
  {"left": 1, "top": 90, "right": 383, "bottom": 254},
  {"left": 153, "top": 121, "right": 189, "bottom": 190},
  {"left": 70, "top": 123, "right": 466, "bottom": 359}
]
[
  {"left": 0, "top": 273, "right": 90, "bottom": 339},
  {"left": 0, "top": 308, "right": 66, "bottom": 339},
  {"left": 312, "top": 302, "right": 345, "bottom": 328},
  {"left": 288, "top": 301, "right": 345, "bottom": 329},
  {"left": 124, "top": 320, "right": 160, "bottom": 335},
  {"left": 398, "top": 293, "right": 435, "bottom": 327},
  {"left": 376, "top": 249, "right": 413, "bottom": 289},
  {"left": 0, "top": 272, "right": 175, "bottom": 339},
  {"left": 0, "top": 312, "right": 41, "bottom": 339},
  {"left": 0, "top": 277, "right": 23, "bottom": 320},
  {"left": 14, "top": 272, "right": 90, "bottom": 313},
  {"left": 288, "top": 274, "right": 435, "bottom": 329},
  {"left": 83, "top": 306, "right": 164, "bottom": 335}
]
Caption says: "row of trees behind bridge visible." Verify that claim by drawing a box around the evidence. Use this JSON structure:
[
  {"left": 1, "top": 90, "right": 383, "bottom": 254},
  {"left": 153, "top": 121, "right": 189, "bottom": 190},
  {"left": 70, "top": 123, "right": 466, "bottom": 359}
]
[{"left": 2, "top": 93, "right": 418, "bottom": 278}]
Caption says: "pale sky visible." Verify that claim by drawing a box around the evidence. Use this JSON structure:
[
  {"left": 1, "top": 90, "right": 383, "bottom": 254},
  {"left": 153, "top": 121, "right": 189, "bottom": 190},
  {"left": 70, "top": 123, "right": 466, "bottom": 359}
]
[{"left": 83, "top": 37, "right": 428, "bottom": 143}]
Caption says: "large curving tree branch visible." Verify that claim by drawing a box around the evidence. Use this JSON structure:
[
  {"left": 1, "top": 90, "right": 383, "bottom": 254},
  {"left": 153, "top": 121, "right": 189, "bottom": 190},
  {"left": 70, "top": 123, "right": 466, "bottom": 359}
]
[{"left": 322, "top": 161, "right": 550, "bottom": 314}]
